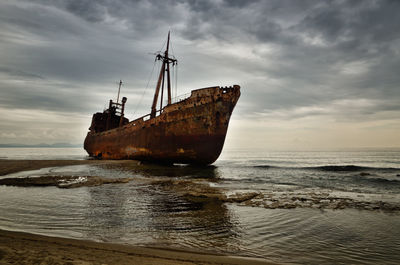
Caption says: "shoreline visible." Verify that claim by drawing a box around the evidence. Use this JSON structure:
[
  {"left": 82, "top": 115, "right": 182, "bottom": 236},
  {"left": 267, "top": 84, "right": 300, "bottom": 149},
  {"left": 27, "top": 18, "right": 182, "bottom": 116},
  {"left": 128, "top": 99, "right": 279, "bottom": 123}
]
[
  {"left": 0, "top": 159, "right": 132, "bottom": 176},
  {"left": 0, "top": 229, "right": 274, "bottom": 265}
]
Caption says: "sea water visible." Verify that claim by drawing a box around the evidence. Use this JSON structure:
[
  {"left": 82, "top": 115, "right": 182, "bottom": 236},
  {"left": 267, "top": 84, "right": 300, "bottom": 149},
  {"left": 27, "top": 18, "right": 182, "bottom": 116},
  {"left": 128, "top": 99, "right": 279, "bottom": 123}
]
[{"left": 0, "top": 147, "right": 399, "bottom": 264}]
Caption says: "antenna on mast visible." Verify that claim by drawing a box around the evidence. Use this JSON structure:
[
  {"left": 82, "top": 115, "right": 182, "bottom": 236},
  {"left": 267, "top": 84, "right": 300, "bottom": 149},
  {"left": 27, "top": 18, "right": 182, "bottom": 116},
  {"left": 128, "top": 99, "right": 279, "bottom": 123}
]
[{"left": 117, "top": 80, "right": 123, "bottom": 103}]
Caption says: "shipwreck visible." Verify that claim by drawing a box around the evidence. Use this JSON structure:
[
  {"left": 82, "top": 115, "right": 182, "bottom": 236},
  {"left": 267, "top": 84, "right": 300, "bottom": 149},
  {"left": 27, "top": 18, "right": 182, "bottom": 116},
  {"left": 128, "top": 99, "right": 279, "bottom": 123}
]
[{"left": 84, "top": 33, "right": 240, "bottom": 165}]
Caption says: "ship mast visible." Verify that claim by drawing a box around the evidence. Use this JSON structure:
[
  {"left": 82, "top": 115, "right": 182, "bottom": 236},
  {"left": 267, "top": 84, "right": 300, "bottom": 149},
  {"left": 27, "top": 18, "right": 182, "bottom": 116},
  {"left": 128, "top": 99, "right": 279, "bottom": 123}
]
[{"left": 151, "top": 31, "right": 177, "bottom": 118}]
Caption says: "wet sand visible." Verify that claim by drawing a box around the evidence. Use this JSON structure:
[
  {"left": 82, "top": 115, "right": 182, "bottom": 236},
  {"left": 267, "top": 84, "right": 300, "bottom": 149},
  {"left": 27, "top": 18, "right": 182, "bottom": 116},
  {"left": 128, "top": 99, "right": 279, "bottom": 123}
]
[
  {"left": 0, "top": 229, "right": 273, "bottom": 265},
  {"left": 0, "top": 160, "right": 274, "bottom": 264},
  {"left": 0, "top": 159, "right": 125, "bottom": 176}
]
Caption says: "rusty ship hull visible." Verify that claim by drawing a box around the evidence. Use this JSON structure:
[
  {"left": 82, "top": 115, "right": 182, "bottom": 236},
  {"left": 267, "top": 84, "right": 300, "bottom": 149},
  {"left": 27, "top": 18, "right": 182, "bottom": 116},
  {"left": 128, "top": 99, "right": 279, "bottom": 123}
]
[{"left": 84, "top": 85, "right": 240, "bottom": 165}]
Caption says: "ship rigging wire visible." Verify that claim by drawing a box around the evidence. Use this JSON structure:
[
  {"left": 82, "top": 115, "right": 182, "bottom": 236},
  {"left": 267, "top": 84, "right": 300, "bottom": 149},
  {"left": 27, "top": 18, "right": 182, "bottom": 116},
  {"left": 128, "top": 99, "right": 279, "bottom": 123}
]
[{"left": 131, "top": 59, "right": 158, "bottom": 116}]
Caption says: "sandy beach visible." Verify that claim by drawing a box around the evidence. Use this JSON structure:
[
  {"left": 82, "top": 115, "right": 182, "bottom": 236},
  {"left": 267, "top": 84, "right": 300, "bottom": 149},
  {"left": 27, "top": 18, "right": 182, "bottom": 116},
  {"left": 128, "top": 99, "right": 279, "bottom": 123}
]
[
  {"left": 0, "top": 160, "right": 274, "bottom": 264},
  {"left": 0, "top": 229, "right": 272, "bottom": 265}
]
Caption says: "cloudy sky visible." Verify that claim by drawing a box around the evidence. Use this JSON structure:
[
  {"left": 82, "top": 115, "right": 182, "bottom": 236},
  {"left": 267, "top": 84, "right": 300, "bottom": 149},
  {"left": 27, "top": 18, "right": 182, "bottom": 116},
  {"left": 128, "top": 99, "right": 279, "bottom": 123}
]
[{"left": 0, "top": 0, "right": 399, "bottom": 150}]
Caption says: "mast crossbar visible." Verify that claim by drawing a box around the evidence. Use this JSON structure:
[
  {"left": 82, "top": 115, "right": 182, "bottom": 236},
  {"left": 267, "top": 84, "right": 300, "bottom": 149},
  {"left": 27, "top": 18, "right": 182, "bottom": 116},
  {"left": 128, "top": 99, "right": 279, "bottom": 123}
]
[{"left": 150, "top": 31, "right": 178, "bottom": 118}]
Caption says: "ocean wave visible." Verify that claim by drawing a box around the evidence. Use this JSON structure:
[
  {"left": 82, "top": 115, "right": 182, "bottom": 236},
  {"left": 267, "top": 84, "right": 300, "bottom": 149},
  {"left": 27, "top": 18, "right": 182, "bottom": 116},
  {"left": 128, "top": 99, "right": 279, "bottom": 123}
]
[
  {"left": 252, "top": 164, "right": 400, "bottom": 172},
  {"left": 312, "top": 165, "right": 370, "bottom": 171},
  {"left": 350, "top": 175, "right": 400, "bottom": 185},
  {"left": 252, "top": 165, "right": 275, "bottom": 169}
]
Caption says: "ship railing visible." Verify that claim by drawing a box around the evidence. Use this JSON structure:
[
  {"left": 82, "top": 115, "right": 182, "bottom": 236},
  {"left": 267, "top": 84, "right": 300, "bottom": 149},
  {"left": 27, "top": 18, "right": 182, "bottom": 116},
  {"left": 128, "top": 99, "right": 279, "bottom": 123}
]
[
  {"left": 130, "top": 109, "right": 163, "bottom": 125},
  {"left": 171, "top": 92, "right": 191, "bottom": 104},
  {"left": 148, "top": 93, "right": 191, "bottom": 114},
  {"left": 131, "top": 114, "right": 150, "bottom": 124},
  {"left": 128, "top": 93, "right": 191, "bottom": 126}
]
